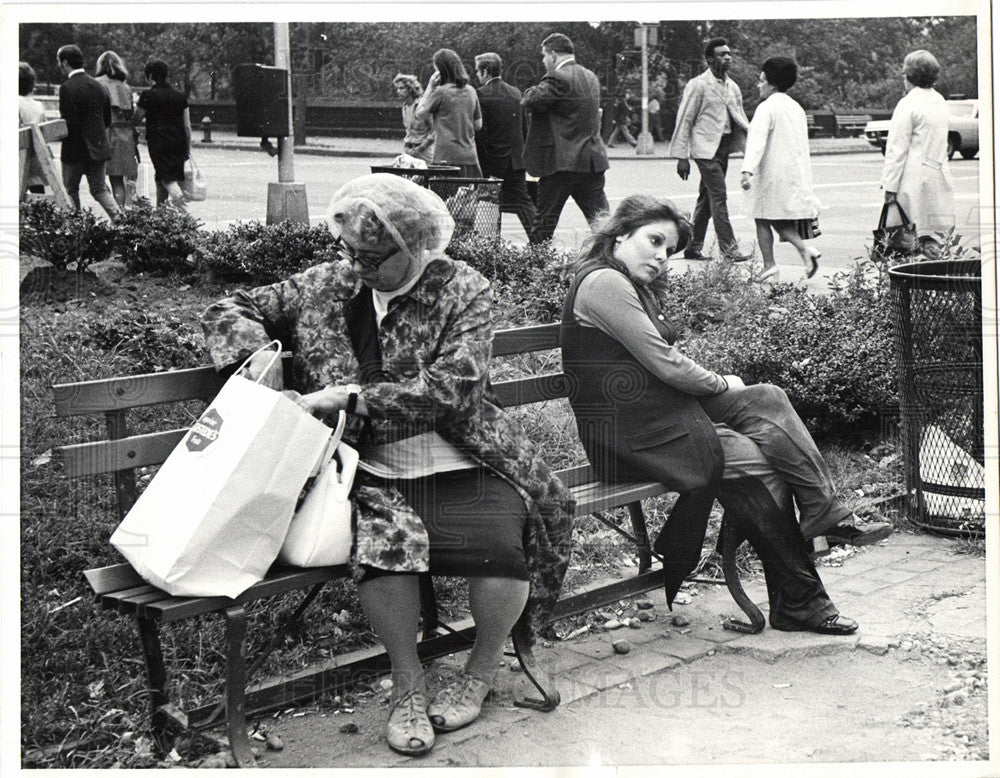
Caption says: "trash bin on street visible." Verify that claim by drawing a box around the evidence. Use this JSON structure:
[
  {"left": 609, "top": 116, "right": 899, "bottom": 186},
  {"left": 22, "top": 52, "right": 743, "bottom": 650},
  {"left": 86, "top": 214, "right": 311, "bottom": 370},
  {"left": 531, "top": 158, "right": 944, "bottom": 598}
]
[
  {"left": 889, "top": 258, "right": 985, "bottom": 536},
  {"left": 427, "top": 177, "right": 502, "bottom": 243}
]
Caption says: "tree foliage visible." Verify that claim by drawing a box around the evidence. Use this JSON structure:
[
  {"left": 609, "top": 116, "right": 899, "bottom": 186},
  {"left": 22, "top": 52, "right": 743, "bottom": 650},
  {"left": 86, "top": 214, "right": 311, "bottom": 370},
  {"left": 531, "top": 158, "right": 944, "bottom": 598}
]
[{"left": 19, "top": 16, "right": 977, "bottom": 108}]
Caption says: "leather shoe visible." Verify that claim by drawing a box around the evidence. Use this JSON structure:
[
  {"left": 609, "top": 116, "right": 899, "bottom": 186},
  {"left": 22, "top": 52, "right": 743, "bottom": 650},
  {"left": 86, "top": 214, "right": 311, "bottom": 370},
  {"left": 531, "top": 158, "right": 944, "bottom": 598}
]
[
  {"left": 772, "top": 613, "right": 859, "bottom": 635},
  {"left": 683, "top": 250, "right": 710, "bottom": 260},
  {"left": 427, "top": 672, "right": 491, "bottom": 732},
  {"left": 725, "top": 252, "right": 753, "bottom": 263},
  {"left": 825, "top": 516, "right": 893, "bottom": 547},
  {"left": 386, "top": 682, "right": 434, "bottom": 756}
]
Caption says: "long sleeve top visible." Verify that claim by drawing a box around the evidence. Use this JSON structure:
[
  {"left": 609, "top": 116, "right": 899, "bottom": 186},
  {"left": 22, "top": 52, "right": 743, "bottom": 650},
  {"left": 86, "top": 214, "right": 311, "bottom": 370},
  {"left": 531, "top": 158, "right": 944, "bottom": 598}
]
[{"left": 573, "top": 267, "right": 728, "bottom": 396}]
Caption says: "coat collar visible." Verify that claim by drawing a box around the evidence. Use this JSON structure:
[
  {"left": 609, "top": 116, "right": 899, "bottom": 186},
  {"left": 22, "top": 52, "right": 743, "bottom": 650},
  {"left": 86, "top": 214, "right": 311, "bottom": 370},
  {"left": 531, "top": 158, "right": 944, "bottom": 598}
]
[{"left": 405, "top": 255, "right": 459, "bottom": 306}]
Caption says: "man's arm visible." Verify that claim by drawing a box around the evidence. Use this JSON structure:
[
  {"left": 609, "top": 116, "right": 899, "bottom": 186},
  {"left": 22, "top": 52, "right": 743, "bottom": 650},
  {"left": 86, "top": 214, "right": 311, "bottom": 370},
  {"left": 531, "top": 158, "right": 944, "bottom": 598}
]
[{"left": 521, "top": 72, "right": 569, "bottom": 113}]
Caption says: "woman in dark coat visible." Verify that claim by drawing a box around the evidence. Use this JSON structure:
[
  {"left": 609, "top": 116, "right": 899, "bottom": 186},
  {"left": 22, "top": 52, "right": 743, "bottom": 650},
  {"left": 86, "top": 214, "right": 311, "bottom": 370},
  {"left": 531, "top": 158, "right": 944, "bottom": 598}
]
[
  {"left": 134, "top": 59, "right": 190, "bottom": 210},
  {"left": 202, "top": 174, "right": 572, "bottom": 757},
  {"left": 561, "top": 195, "right": 891, "bottom": 633}
]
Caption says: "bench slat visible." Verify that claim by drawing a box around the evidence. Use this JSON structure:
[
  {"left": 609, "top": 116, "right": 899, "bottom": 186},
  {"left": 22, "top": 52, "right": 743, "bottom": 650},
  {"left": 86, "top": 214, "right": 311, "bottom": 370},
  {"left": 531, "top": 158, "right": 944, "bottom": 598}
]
[
  {"left": 104, "top": 587, "right": 173, "bottom": 614},
  {"left": 492, "top": 374, "right": 569, "bottom": 407},
  {"left": 147, "top": 565, "right": 351, "bottom": 623},
  {"left": 53, "top": 366, "right": 222, "bottom": 417},
  {"left": 571, "top": 480, "right": 668, "bottom": 514},
  {"left": 555, "top": 464, "right": 596, "bottom": 488},
  {"left": 55, "top": 429, "right": 187, "bottom": 477},
  {"left": 83, "top": 563, "right": 147, "bottom": 596},
  {"left": 492, "top": 323, "right": 560, "bottom": 356}
]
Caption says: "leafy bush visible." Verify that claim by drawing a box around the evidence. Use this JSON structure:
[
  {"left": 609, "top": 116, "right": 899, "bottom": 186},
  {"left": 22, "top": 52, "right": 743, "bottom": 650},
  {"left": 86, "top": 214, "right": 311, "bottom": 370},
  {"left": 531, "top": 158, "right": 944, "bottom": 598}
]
[
  {"left": 19, "top": 200, "right": 116, "bottom": 273},
  {"left": 196, "top": 220, "right": 339, "bottom": 283},
  {"left": 112, "top": 198, "right": 203, "bottom": 274}
]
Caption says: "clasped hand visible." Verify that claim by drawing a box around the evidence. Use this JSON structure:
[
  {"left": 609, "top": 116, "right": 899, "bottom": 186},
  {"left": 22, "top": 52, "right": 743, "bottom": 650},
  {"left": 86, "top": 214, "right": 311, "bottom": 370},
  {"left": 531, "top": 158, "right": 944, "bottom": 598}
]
[{"left": 243, "top": 351, "right": 356, "bottom": 416}]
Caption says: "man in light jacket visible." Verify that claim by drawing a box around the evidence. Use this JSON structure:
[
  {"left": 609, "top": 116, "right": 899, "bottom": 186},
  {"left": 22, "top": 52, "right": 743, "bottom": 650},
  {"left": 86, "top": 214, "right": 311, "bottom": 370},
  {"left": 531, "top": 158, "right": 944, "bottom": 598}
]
[
  {"left": 668, "top": 37, "right": 749, "bottom": 262},
  {"left": 522, "top": 32, "right": 610, "bottom": 244}
]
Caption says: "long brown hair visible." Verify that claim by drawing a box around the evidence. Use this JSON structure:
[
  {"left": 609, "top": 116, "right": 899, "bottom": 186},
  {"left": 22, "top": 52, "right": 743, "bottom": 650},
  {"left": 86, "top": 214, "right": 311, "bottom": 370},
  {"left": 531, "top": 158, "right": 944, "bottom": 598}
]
[{"left": 575, "top": 195, "right": 692, "bottom": 300}]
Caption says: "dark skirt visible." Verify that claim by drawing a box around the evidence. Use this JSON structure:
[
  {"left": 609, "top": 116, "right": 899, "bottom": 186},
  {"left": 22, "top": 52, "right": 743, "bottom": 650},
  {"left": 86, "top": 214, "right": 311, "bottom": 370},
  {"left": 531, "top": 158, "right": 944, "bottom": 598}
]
[{"left": 362, "top": 467, "right": 529, "bottom": 581}]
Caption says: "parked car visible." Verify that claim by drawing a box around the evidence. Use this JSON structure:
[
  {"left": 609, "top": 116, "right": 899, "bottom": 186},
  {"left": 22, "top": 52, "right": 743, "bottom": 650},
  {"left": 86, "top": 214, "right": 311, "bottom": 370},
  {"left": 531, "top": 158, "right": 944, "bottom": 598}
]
[{"left": 863, "top": 98, "right": 979, "bottom": 159}]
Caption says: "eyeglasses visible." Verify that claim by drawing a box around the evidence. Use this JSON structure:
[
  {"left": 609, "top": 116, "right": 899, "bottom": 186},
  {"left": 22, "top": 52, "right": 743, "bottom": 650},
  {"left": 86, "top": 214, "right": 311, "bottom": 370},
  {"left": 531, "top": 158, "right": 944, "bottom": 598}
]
[{"left": 333, "top": 235, "right": 396, "bottom": 271}]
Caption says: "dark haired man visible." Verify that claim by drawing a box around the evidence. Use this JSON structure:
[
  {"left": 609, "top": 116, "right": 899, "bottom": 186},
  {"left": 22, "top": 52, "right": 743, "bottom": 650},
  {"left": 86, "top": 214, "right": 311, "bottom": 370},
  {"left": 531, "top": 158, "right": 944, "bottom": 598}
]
[
  {"left": 668, "top": 37, "right": 749, "bottom": 261},
  {"left": 474, "top": 52, "right": 537, "bottom": 236},
  {"left": 521, "top": 32, "right": 609, "bottom": 244},
  {"left": 56, "top": 44, "right": 120, "bottom": 218}
]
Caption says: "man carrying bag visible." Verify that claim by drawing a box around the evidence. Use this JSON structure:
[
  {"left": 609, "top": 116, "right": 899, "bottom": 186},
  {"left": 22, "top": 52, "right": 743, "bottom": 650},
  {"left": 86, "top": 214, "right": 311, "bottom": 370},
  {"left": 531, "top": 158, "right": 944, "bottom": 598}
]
[{"left": 111, "top": 342, "right": 333, "bottom": 598}]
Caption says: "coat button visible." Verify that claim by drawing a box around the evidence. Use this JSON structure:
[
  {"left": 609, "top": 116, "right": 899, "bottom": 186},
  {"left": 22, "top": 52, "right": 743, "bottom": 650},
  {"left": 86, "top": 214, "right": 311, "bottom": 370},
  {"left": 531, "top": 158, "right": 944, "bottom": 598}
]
[{"left": 657, "top": 314, "right": 665, "bottom": 321}]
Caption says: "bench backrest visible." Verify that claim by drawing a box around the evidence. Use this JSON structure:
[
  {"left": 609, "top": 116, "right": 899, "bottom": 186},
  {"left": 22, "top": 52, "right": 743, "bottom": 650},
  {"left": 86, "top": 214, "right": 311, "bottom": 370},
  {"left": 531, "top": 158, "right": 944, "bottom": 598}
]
[{"left": 52, "top": 323, "right": 569, "bottom": 517}]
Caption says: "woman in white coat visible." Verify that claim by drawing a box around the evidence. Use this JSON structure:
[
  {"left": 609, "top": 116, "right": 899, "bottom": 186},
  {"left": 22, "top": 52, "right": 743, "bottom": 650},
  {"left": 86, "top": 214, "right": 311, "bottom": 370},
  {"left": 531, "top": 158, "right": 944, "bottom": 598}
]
[
  {"left": 881, "top": 50, "right": 955, "bottom": 257},
  {"left": 740, "top": 57, "right": 822, "bottom": 281}
]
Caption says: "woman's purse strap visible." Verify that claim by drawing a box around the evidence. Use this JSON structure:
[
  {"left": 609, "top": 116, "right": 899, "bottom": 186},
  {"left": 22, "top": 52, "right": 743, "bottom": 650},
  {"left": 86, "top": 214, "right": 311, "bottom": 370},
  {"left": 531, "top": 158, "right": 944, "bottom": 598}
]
[{"left": 877, "top": 199, "right": 913, "bottom": 229}]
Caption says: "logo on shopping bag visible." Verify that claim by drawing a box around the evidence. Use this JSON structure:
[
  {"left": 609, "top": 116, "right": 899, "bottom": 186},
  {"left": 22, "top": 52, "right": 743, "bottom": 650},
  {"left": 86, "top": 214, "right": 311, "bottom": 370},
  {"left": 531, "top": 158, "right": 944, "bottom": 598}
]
[{"left": 186, "top": 408, "right": 223, "bottom": 452}]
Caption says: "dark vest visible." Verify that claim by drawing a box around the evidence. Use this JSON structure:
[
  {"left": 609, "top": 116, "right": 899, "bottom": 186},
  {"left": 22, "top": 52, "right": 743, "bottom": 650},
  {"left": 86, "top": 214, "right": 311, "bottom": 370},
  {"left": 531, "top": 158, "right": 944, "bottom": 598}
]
[{"left": 560, "top": 262, "right": 724, "bottom": 492}]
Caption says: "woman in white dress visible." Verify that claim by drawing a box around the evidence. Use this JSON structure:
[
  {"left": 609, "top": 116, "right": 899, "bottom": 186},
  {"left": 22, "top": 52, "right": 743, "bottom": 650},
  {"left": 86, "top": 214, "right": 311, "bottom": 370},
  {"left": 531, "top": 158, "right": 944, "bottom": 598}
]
[
  {"left": 881, "top": 50, "right": 955, "bottom": 258},
  {"left": 740, "top": 57, "right": 822, "bottom": 281}
]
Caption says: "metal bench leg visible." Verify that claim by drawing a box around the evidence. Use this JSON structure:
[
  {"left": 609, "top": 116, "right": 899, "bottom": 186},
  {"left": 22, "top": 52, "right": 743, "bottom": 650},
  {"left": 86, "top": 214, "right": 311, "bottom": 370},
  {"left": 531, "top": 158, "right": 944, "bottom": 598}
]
[
  {"left": 135, "top": 615, "right": 172, "bottom": 753},
  {"left": 511, "top": 622, "right": 560, "bottom": 712},
  {"left": 223, "top": 606, "right": 257, "bottom": 768},
  {"left": 418, "top": 573, "right": 439, "bottom": 640},
  {"left": 626, "top": 501, "right": 653, "bottom": 573}
]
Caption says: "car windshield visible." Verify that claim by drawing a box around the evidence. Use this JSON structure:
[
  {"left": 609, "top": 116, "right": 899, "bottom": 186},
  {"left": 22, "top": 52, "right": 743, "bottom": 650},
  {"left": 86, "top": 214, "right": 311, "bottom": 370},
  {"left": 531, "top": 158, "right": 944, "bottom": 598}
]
[{"left": 947, "top": 102, "right": 976, "bottom": 117}]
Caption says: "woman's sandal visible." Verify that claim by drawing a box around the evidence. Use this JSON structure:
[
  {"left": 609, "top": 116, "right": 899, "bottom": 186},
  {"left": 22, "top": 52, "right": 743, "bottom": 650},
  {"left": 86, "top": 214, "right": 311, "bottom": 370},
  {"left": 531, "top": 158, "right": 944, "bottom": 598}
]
[
  {"left": 757, "top": 265, "right": 780, "bottom": 283},
  {"left": 427, "top": 671, "right": 492, "bottom": 732},
  {"left": 386, "top": 683, "right": 435, "bottom": 756},
  {"left": 772, "top": 613, "right": 858, "bottom": 635}
]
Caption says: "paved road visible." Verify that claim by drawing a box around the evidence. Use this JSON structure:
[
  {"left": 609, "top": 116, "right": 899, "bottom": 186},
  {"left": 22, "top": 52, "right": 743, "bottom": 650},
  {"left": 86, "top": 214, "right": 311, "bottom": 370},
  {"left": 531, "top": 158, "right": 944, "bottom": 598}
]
[{"left": 74, "top": 145, "right": 981, "bottom": 284}]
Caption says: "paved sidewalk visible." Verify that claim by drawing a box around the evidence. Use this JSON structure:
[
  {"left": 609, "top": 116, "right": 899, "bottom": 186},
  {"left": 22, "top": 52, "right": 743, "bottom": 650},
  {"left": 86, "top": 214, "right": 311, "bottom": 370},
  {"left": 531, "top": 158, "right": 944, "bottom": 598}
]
[
  {"left": 193, "top": 131, "right": 876, "bottom": 161},
  {"left": 259, "top": 529, "right": 990, "bottom": 769}
]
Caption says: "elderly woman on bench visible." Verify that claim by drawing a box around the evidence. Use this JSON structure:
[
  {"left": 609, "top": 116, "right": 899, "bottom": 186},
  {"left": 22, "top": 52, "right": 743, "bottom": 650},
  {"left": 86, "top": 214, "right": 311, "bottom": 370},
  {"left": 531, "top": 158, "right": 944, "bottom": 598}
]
[
  {"left": 201, "top": 174, "right": 572, "bottom": 757},
  {"left": 560, "top": 195, "right": 892, "bottom": 635}
]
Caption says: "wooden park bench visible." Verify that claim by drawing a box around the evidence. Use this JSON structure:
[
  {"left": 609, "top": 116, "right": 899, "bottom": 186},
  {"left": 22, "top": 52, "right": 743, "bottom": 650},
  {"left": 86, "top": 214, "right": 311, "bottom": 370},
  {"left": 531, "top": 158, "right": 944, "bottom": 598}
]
[
  {"left": 834, "top": 113, "right": 873, "bottom": 137},
  {"left": 54, "top": 322, "right": 739, "bottom": 766}
]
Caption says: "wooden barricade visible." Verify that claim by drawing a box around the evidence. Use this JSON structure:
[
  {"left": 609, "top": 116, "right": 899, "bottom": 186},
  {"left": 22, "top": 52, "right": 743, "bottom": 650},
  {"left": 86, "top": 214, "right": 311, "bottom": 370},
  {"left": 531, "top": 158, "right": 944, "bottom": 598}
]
[{"left": 19, "top": 119, "right": 72, "bottom": 208}]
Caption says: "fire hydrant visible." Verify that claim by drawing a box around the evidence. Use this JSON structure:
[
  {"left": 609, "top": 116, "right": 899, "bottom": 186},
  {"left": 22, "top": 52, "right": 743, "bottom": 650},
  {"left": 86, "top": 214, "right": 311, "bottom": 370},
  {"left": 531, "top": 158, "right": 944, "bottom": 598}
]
[{"left": 201, "top": 115, "right": 213, "bottom": 143}]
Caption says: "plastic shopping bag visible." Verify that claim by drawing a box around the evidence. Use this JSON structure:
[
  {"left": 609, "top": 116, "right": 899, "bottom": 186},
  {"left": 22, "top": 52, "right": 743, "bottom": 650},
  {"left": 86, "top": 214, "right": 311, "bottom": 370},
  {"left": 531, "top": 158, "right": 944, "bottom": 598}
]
[
  {"left": 110, "top": 342, "right": 332, "bottom": 598},
  {"left": 181, "top": 156, "right": 207, "bottom": 201},
  {"left": 278, "top": 411, "right": 359, "bottom": 567}
]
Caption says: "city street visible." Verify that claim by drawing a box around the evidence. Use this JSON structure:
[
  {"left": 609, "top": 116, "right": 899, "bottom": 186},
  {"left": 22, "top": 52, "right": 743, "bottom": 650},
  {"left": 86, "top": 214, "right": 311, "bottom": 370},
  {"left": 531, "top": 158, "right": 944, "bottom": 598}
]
[{"left": 73, "top": 143, "right": 982, "bottom": 283}]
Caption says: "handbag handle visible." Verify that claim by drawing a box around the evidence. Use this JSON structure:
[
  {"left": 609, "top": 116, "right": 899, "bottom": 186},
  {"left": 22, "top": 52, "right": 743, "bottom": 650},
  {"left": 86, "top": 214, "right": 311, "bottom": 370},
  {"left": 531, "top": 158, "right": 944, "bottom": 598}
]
[
  {"left": 235, "top": 340, "right": 283, "bottom": 384},
  {"left": 877, "top": 200, "right": 913, "bottom": 229},
  {"left": 315, "top": 411, "right": 348, "bottom": 476}
]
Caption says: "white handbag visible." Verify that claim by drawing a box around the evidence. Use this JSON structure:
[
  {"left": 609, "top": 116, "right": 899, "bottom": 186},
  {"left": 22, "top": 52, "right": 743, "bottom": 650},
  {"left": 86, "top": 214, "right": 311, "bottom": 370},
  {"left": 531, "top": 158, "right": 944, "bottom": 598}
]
[
  {"left": 110, "top": 342, "right": 333, "bottom": 597},
  {"left": 181, "top": 156, "right": 207, "bottom": 201},
  {"left": 278, "top": 411, "right": 359, "bottom": 567}
]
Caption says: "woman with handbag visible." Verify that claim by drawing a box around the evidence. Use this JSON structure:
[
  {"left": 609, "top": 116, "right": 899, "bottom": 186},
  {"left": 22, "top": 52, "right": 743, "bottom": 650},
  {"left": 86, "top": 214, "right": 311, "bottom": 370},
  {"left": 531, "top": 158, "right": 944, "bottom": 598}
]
[
  {"left": 201, "top": 174, "right": 572, "bottom": 757},
  {"left": 881, "top": 50, "right": 955, "bottom": 258},
  {"left": 739, "top": 57, "right": 822, "bottom": 282},
  {"left": 561, "top": 195, "right": 892, "bottom": 577},
  {"left": 133, "top": 59, "right": 190, "bottom": 211}
]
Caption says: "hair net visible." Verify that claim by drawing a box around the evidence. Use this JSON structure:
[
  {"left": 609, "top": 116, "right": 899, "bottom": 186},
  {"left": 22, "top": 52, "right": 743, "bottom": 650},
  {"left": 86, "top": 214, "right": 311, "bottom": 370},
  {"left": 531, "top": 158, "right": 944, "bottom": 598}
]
[{"left": 325, "top": 174, "right": 455, "bottom": 261}]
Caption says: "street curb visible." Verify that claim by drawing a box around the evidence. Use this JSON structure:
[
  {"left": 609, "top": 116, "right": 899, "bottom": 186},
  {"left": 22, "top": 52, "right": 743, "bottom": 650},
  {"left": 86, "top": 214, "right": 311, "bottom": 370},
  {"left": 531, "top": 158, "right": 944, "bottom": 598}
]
[{"left": 191, "top": 140, "right": 875, "bottom": 160}]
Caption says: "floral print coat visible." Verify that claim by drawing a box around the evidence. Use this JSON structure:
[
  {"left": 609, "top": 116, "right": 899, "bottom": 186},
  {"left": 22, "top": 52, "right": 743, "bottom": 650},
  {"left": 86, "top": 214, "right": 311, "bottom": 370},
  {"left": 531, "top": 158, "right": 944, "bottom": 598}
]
[{"left": 201, "top": 255, "right": 574, "bottom": 639}]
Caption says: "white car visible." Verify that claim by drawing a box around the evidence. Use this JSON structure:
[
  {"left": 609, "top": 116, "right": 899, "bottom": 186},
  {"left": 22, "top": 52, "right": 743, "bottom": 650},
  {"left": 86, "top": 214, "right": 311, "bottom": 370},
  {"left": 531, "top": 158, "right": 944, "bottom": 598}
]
[{"left": 864, "top": 98, "right": 979, "bottom": 159}]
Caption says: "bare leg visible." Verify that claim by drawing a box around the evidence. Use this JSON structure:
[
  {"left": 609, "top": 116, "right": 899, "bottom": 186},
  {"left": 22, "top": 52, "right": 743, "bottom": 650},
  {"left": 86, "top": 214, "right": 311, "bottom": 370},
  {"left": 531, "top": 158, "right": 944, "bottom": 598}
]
[
  {"left": 773, "top": 222, "right": 820, "bottom": 274},
  {"left": 466, "top": 577, "right": 529, "bottom": 681},
  {"left": 756, "top": 219, "right": 776, "bottom": 270},
  {"left": 109, "top": 175, "right": 127, "bottom": 210}
]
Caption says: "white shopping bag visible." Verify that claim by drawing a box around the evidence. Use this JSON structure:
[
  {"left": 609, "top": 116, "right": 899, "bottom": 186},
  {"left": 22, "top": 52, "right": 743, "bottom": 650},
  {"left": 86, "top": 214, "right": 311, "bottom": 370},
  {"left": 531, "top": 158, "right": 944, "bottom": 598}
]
[
  {"left": 918, "top": 423, "right": 985, "bottom": 520},
  {"left": 278, "top": 411, "right": 359, "bottom": 567},
  {"left": 110, "top": 342, "right": 332, "bottom": 598},
  {"left": 181, "top": 156, "right": 207, "bottom": 201}
]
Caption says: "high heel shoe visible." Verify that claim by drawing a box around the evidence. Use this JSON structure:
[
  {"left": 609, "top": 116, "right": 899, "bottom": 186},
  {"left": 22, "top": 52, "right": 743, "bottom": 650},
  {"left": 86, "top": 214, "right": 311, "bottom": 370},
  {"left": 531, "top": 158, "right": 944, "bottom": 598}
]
[
  {"left": 803, "top": 247, "right": 821, "bottom": 278},
  {"left": 386, "top": 680, "right": 435, "bottom": 756},
  {"left": 757, "top": 265, "right": 780, "bottom": 283}
]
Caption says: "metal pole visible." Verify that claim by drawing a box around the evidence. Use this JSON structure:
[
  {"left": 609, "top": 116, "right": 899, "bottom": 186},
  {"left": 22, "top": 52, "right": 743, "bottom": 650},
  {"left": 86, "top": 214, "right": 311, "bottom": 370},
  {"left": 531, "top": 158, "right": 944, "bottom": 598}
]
[
  {"left": 274, "top": 21, "right": 294, "bottom": 182},
  {"left": 636, "top": 23, "right": 654, "bottom": 155}
]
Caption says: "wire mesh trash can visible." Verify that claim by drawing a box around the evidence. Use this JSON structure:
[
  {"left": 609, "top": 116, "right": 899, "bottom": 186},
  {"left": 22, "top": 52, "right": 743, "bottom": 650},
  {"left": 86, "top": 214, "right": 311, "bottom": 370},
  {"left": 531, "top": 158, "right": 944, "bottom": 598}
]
[
  {"left": 428, "top": 177, "right": 502, "bottom": 243},
  {"left": 369, "top": 164, "right": 461, "bottom": 188},
  {"left": 889, "top": 259, "right": 985, "bottom": 536}
]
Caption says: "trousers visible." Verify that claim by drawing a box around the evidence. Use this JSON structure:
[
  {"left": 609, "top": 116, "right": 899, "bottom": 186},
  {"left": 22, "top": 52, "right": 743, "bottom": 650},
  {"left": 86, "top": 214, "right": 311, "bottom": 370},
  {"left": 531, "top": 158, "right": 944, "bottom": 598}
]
[
  {"left": 62, "top": 158, "right": 119, "bottom": 219},
  {"left": 702, "top": 383, "right": 852, "bottom": 540},
  {"left": 529, "top": 171, "right": 609, "bottom": 244},
  {"left": 690, "top": 134, "right": 737, "bottom": 256}
]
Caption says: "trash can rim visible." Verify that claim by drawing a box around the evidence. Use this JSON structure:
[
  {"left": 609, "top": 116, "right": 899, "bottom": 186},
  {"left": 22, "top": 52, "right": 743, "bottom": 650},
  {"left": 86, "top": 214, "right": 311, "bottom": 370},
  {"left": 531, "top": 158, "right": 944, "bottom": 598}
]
[{"left": 887, "top": 258, "right": 982, "bottom": 283}]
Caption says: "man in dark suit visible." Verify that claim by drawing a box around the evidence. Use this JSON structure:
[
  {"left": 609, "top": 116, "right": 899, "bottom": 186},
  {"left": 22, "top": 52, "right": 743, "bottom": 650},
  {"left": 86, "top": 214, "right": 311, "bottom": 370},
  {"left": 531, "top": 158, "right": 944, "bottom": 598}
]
[
  {"left": 56, "top": 44, "right": 120, "bottom": 218},
  {"left": 522, "top": 32, "right": 610, "bottom": 244},
  {"left": 474, "top": 52, "right": 537, "bottom": 237}
]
